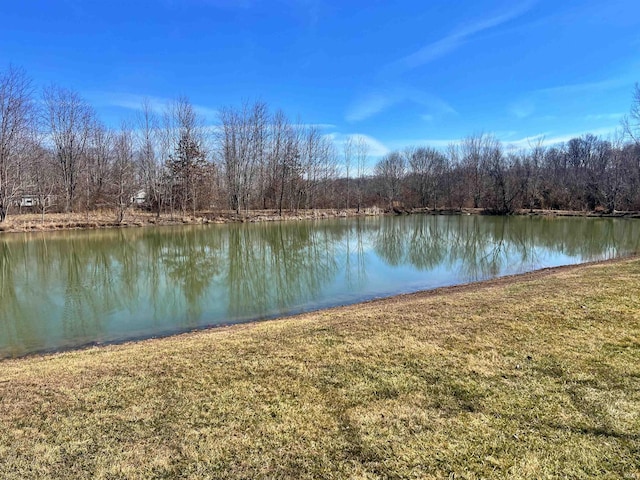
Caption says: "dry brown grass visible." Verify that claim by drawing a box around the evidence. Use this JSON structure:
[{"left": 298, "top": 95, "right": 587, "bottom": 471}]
[
  {"left": 3, "top": 207, "right": 637, "bottom": 234},
  {"left": 1, "top": 259, "right": 639, "bottom": 479},
  {"left": 0, "top": 208, "right": 388, "bottom": 233}
]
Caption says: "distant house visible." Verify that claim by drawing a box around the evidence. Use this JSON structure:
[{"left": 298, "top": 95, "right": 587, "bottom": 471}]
[
  {"left": 14, "top": 193, "right": 55, "bottom": 209},
  {"left": 19, "top": 194, "right": 38, "bottom": 208},
  {"left": 131, "top": 190, "right": 147, "bottom": 206}
]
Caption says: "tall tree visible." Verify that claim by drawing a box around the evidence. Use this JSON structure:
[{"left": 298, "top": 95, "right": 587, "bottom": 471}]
[
  {"left": 405, "top": 146, "right": 447, "bottom": 209},
  {"left": 374, "top": 152, "right": 406, "bottom": 209},
  {"left": 84, "top": 122, "right": 113, "bottom": 210},
  {"left": 219, "top": 101, "right": 268, "bottom": 213},
  {"left": 164, "top": 97, "right": 209, "bottom": 215},
  {"left": 459, "top": 134, "right": 492, "bottom": 208},
  {"left": 0, "top": 66, "right": 35, "bottom": 222},
  {"left": 622, "top": 83, "right": 640, "bottom": 143},
  {"left": 111, "top": 124, "right": 138, "bottom": 223},
  {"left": 43, "top": 85, "right": 95, "bottom": 213},
  {"left": 26, "top": 143, "right": 57, "bottom": 221},
  {"left": 136, "top": 99, "right": 163, "bottom": 216},
  {"left": 267, "top": 110, "right": 301, "bottom": 215},
  {"left": 343, "top": 136, "right": 354, "bottom": 209},
  {"left": 354, "top": 137, "right": 369, "bottom": 212}
]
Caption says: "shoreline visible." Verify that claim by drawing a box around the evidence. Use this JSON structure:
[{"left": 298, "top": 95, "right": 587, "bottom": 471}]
[
  {"left": 4, "top": 254, "right": 636, "bottom": 363},
  {"left": 1, "top": 206, "right": 639, "bottom": 234}
]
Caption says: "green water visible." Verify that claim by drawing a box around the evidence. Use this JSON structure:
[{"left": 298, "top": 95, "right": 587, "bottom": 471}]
[{"left": 1, "top": 215, "right": 638, "bottom": 358}]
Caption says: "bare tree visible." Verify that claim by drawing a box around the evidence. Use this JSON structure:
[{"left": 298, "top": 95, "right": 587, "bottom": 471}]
[
  {"left": 0, "top": 66, "right": 35, "bottom": 222},
  {"left": 459, "top": 134, "right": 491, "bottom": 208},
  {"left": 111, "top": 124, "right": 138, "bottom": 223},
  {"left": 622, "top": 83, "right": 640, "bottom": 143},
  {"left": 374, "top": 152, "right": 406, "bottom": 209},
  {"left": 164, "top": 97, "right": 209, "bottom": 215},
  {"left": 300, "top": 126, "right": 337, "bottom": 210},
  {"left": 354, "top": 137, "right": 369, "bottom": 212},
  {"left": 405, "top": 146, "right": 447, "bottom": 209},
  {"left": 84, "top": 122, "right": 113, "bottom": 211},
  {"left": 521, "top": 138, "right": 545, "bottom": 211},
  {"left": 267, "top": 110, "right": 301, "bottom": 215},
  {"left": 219, "top": 101, "right": 268, "bottom": 213},
  {"left": 136, "top": 99, "right": 163, "bottom": 216},
  {"left": 27, "top": 144, "right": 57, "bottom": 221},
  {"left": 480, "top": 137, "right": 523, "bottom": 214},
  {"left": 43, "top": 85, "right": 95, "bottom": 213},
  {"left": 343, "top": 136, "right": 354, "bottom": 209}
]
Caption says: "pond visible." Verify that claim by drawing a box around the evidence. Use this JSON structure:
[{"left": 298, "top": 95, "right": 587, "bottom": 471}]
[{"left": 1, "top": 215, "right": 639, "bottom": 358}]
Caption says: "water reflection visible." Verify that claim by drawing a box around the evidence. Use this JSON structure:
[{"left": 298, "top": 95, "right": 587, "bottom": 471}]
[{"left": 1, "top": 215, "right": 639, "bottom": 357}]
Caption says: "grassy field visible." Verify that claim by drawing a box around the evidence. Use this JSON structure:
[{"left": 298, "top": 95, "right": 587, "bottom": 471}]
[{"left": 1, "top": 258, "right": 639, "bottom": 479}]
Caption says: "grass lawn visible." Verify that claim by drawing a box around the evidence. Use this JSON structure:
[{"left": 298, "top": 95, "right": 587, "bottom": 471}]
[{"left": 1, "top": 258, "right": 639, "bottom": 479}]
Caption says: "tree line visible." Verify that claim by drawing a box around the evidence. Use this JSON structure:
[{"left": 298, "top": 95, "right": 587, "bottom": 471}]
[
  {"left": 373, "top": 130, "right": 640, "bottom": 214},
  {"left": 1, "top": 65, "right": 639, "bottom": 222}
]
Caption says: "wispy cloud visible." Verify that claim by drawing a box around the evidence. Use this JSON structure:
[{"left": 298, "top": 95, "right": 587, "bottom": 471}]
[
  {"left": 387, "top": 137, "right": 463, "bottom": 150},
  {"left": 93, "top": 92, "right": 219, "bottom": 121},
  {"left": 502, "top": 126, "right": 623, "bottom": 149},
  {"left": 346, "top": 93, "right": 397, "bottom": 123},
  {"left": 508, "top": 99, "right": 536, "bottom": 119},
  {"left": 507, "top": 75, "right": 634, "bottom": 119},
  {"left": 536, "top": 77, "right": 631, "bottom": 96},
  {"left": 385, "top": 124, "right": 624, "bottom": 153},
  {"left": 584, "top": 112, "right": 625, "bottom": 121},
  {"left": 293, "top": 123, "right": 336, "bottom": 130},
  {"left": 346, "top": 87, "right": 457, "bottom": 122},
  {"left": 387, "top": 1, "right": 536, "bottom": 74},
  {"left": 326, "top": 132, "right": 390, "bottom": 158},
  {"left": 346, "top": 3, "right": 534, "bottom": 123}
]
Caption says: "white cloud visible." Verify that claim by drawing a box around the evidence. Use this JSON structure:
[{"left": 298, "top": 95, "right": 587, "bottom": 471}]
[
  {"left": 508, "top": 99, "right": 536, "bottom": 119},
  {"left": 295, "top": 123, "right": 336, "bottom": 130},
  {"left": 584, "top": 112, "right": 624, "bottom": 121},
  {"left": 385, "top": 125, "right": 624, "bottom": 154},
  {"left": 326, "top": 132, "right": 390, "bottom": 158},
  {"left": 92, "top": 92, "right": 219, "bottom": 121},
  {"left": 536, "top": 77, "right": 631, "bottom": 96},
  {"left": 344, "top": 3, "right": 534, "bottom": 123},
  {"left": 387, "top": 1, "right": 536, "bottom": 73},
  {"left": 346, "top": 87, "right": 457, "bottom": 122},
  {"left": 387, "top": 138, "right": 463, "bottom": 150},
  {"left": 502, "top": 126, "right": 623, "bottom": 149},
  {"left": 506, "top": 75, "right": 634, "bottom": 121},
  {"left": 345, "top": 93, "right": 397, "bottom": 122}
]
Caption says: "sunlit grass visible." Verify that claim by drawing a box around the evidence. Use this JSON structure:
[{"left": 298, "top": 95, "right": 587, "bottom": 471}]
[{"left": 1, "top": 258, "right": 639, "bottom": 479}]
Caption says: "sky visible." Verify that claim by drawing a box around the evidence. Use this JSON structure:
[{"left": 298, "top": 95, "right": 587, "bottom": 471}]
[{"left": 1, "top": 0, "right": 639, "bottom": 158}]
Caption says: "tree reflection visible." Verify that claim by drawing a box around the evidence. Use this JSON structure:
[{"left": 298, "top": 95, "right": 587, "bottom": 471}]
[
  {"left": 226, "top": 222, "right": 341, "bottom": 318},
  {"left": 344, "top": 218, "right": 369, "bottom": 289},
  {"left": 160, "top": 227, "right": 224, "bottom": 324},
  {"left": 0, "top": 216, "right": 639, "bottom": 357}
]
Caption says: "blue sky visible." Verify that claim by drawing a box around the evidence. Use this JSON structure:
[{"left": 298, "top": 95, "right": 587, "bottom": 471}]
[{"left": 1, "top": 0, "right": 638, "bottom": 157}]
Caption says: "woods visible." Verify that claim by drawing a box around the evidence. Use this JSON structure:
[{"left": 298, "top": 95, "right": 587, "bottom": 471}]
[{"left": 1, "top": 65, "right": 639, "bottom": 223}]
